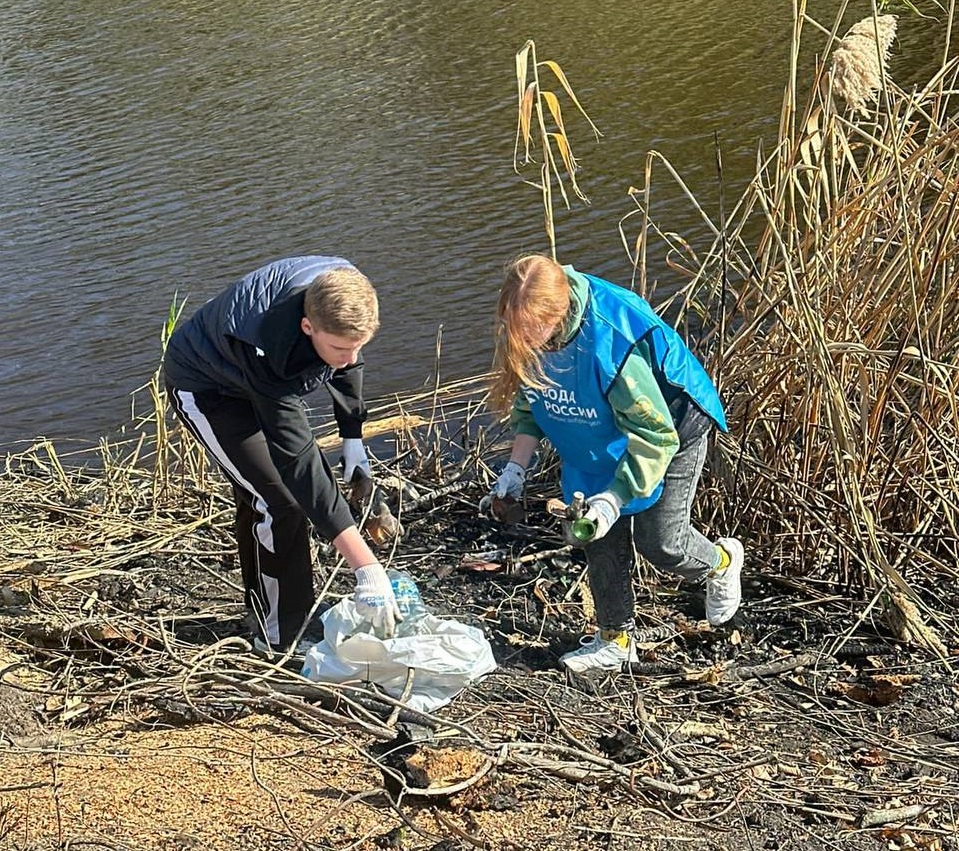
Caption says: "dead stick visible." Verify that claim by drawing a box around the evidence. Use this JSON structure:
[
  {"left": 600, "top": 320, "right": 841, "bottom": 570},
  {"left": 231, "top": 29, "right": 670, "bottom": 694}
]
[
  {"left": 727, "top": 652, "right": 826, "bottom": 681},
  {"left": 562, "top": 563, "right": 589, "bottom": 602},
  {"left": 516, "top": 545, "right": 573, "bottom": 565},
  {"left": 402, "top": 480, "right": 470, "bottom": 510},
  {"left": 684, "top": 754, "right": 773, "bottom": 784},
  {"left": 634, "top": 694, "right": 692, "bottom": 779},
  {"left": 386, "top": 667, "right": 415, "bottom": 727},
  {"left": 859, "top": 803, "right": 929, "bottom": 829},
  {"left": 505, "top": 742, "right": 699, "bottom": 796}
]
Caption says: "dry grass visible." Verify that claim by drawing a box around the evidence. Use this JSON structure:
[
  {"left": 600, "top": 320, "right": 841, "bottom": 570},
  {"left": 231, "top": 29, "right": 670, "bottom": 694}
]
[{"left": 2, "top": 7, "right": 959, "bottom": 849}]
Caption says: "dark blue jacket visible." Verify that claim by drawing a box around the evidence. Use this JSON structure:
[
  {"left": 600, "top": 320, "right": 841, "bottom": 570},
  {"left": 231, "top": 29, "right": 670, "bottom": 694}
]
[{"left": 164, "top": 256, "right": 367, "bottom": 539}]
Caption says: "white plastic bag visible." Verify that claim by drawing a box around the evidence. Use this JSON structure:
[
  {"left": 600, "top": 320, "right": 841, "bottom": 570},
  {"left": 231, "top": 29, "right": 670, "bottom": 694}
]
[{"left": 300, "top": 598, "right": 497, "bottom": 713}]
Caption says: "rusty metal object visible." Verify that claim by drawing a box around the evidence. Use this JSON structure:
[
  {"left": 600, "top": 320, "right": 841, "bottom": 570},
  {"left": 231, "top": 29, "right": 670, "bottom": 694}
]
[
  {"left": 364, "top": 493, "right": 404, "bottom": 548},
  {"left": 489, "top": 495, "right": 525, "bottom": 525},
  {"left": 347, "top": 468, "right": 374, "bottom": 511},
  {"left": 546, "top": 491, "right": 596, "bottom": 546}
]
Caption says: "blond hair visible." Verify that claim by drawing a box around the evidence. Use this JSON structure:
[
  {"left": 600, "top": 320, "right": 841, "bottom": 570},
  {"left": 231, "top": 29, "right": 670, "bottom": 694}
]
[
  {"left": 488, "top": 254, "right": 571, "bottom": 415},
  {"left": 304, "top": 267, "right": 379, "bottom": 338}
]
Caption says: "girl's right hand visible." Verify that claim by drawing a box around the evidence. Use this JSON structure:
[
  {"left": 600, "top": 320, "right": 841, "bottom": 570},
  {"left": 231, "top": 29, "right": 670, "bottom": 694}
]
[{"left": 479, "top": 460, "right": 526, "bottom": 513}]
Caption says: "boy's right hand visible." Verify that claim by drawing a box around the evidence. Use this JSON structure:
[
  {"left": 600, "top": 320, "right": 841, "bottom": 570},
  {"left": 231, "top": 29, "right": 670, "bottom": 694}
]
[{"left": 353, "top": 563, "right": 402, "bottom": 637}]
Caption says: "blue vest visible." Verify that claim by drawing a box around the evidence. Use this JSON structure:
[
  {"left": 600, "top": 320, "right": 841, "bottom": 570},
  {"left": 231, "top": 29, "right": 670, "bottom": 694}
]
[{"left": 525, "top": 273, "right": 727, "bottom": 515}]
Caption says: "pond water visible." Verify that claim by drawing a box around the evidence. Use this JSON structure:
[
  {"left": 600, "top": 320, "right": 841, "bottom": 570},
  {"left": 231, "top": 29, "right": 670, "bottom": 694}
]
[{"left": 0, "top": 0, "right": 949, "bottom": 446}]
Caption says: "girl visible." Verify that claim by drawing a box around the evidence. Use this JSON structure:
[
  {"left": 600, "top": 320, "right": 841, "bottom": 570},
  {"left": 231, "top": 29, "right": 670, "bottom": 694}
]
[{"left": 484, "top": 254, "right": 743, "bottom": 672}]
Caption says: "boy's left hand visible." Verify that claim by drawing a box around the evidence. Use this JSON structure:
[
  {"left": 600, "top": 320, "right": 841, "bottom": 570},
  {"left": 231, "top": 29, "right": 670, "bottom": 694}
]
[{"left": 342, "top": 438, "right": 372, "bottom": 482}]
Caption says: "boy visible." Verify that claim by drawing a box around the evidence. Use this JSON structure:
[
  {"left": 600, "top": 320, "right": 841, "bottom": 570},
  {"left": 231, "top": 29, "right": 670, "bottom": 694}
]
[{"left": 163, "top": 255, "right": 401, "bottom": 653}]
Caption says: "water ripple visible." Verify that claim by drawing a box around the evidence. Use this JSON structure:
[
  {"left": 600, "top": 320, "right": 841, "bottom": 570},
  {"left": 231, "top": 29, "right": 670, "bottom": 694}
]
[{"left": 0, "top": 0, "right": 945, "bottom": 444}]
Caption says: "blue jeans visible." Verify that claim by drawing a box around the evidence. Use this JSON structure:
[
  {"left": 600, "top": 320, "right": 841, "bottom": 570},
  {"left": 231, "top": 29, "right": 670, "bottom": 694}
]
[{"left": 584, "top": 405, "right": 718, "bottom": 631}]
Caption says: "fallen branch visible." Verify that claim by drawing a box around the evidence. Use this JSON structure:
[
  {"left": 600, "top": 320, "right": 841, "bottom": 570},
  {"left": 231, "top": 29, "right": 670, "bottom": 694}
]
[{"left": 859, "top": 803, "right": 930, "bottom": 829}]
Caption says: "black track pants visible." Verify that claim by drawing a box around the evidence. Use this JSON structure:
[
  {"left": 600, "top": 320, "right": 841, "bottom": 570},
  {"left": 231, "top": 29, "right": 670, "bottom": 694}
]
[{"left": 167, "top": 385, "right": 315, "bottom": 646}]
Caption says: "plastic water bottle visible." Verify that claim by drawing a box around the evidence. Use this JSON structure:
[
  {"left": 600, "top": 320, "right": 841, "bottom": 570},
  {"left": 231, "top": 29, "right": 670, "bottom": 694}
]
[{"left": 388, "top": 570, "right": 429, "bottom": 637}]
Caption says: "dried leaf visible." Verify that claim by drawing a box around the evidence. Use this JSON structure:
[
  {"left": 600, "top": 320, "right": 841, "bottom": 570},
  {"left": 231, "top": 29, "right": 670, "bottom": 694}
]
[
  {"left": 538, "top": 59, "right": 602, "bottom": 139},
  {"left": 541, "top": 90, "right": 567, "bottom": 137},
  {"left": 532, "top": 578, "right": 553, "bottom": 610},
  {"left": 506, "top": 633, "right": 549, "bottom": 649},
  {"left": 884, "top": 592, "right": 949, "bottom": 659},
  {"left": 460, "top": 560, "right": 503, "bottom": 573},
  {"left": 460, "top": 550, "right": 507, "bottom": 572},
  {"left": 808, "top": 748, "right": 832, "bottom": 766},
  {"left": 82, "top": 624, "right": 141, "bottom": 643},
  {"left": 517, "top": 81, "right": 536, "bottom": 164},
  {"left": 515, "top": 41, "right": 531, "bottom": 100},
  {"left": 799, "top": 106, "right": 823, "bottom": 168},
  {"left": 684, "top": 664, "right": 725, "bottom": 685},
  {"left": 548, "top": 131, "right": 578, "bottom": 178},
  {"left": 853, "top": 748, "right": 888, "bottom": 768},
  {"left": 829, "top": 672, "right": 920, "bottom": 706},
  {"left": 675, "top": 720, "right": 731, "bottom": 742}
]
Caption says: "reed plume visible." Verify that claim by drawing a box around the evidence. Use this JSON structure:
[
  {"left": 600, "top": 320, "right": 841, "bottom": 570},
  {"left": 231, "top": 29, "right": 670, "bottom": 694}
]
[{"left": 829, "top": 14, "right": 898, "bottom": 115}]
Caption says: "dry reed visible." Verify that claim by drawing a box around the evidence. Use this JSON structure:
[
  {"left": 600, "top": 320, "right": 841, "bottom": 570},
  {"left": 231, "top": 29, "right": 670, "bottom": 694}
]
[{"left": 620, "top": 3, "right": 958, "bottom": 649}]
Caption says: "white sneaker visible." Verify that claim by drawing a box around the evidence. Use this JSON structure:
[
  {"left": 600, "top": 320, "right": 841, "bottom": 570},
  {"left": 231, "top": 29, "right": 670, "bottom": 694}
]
[
  {"left": 707, "top": 537, "right": 744, "bottom": 625},
  {"left": 560, "top": 631, "right": 638, "bottom": 673}
]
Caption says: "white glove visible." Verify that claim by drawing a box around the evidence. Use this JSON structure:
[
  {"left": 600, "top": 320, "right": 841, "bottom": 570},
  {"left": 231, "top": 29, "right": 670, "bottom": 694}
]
[
  {"left": 479, "top": 460, "right": 526, "bottom": 514},
  {"left": 583, "top": 491, "right": 623, "bottom": 542},
  {"left": 342, "top": 438, "right": 372, "bottom": 482},
  {"left": 353, "top": 563, "right": 402, "bottom": 637}
]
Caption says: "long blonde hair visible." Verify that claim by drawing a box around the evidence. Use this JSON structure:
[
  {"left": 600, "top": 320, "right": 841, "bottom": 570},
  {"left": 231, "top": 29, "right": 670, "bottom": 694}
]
[{"left": 488, "top": 254, "right": 571, "bottom": 415}]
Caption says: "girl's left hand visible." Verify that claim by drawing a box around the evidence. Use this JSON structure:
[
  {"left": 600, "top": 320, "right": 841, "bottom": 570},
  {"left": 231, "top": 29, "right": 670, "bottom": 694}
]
[{"left": 584, "top": 491, "right": 622, "bottom": 541}]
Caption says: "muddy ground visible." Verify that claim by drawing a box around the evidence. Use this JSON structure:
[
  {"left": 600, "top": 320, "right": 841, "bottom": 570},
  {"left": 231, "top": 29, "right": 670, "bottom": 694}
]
[{"left": 1, "top": 447, "right": 958, "bottom": 850}]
